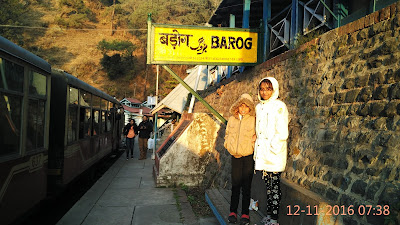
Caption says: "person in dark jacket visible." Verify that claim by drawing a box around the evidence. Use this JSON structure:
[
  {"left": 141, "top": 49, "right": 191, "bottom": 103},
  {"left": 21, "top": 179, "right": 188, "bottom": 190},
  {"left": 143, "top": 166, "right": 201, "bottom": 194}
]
[
  {"left": 138, "top": 115, "right": 153, "bottom": 160},
  {"left": 123, "top": 119, "right": 138, "bottom": 160}
]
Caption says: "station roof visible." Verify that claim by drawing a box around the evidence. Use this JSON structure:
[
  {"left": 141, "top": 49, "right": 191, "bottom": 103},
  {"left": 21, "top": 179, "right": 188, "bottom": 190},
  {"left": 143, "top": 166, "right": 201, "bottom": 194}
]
[
  {"left": 151, "top": 65, "right": 209, "bottom": 115},
  {"left": 208, "top": 0, "right": 293, "bottom": 28},
  {"left": 122, "top": 105, "right": 152, "bottom": 116}
]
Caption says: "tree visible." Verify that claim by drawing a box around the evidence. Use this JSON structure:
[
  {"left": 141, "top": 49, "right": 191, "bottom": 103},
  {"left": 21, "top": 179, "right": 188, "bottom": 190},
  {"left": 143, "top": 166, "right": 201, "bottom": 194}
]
[
  {"left": 55, "top": 0, "right": 96, "bottom": 28},
  {"left": 97, "top": 39, "right": 136, "bottom": 79},
  {"left": 0, "top": 0, "right": 29, "bottom": 44}
]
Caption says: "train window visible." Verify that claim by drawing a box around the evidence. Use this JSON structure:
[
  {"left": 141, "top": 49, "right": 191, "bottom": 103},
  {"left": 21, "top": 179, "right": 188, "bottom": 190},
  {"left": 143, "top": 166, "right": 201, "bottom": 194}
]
[
  {"left": 0, "top": 58, "right": 24, "bottom": 93},
  {"left": 80, "top": 91, "right": 91, "bottom": 107},
  {"left": 101, "top": 99, "right": 108, "bottom": 110},
  {"left": 29, "top": 72, "right": 47, "bottom": 97},
  {"left": 101, "top": 110, "right": 106, "bottom": 133},
  {"left": 26, "top": 100, "right": 45, "bottom": 151},
  {"left": 106, "top": 111, "right": 112, "bottom": 132},
  {"left": 79, "top": 108, "right": 91, "bottom": 139},
  {"left": 0, "top": 93, "right": 22, "bottom": 156},
  {"left": 92, "top": 95, "right": 101, "bottom": 109},
  {"left": 69, "top": 87, "right": 78, "bottom": 105},
  {"left": 92, "top": 110, "right": 100, "bottom": 136},
  {"left": 67, "top": 87, "right": 79, "bottom": 143}
]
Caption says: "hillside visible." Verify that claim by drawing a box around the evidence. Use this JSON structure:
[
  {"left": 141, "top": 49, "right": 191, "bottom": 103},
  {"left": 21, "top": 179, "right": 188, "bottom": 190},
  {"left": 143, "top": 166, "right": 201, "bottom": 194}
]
[{"left": 0, "top": 0, "right": 220, "bottom": 101}]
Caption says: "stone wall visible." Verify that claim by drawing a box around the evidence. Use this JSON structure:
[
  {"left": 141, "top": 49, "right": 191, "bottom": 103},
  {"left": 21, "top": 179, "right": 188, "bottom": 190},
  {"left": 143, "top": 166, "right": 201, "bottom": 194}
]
[
  {"left": 194, "top": 2, "right": 400, "bottom": 224},
  {"left": 156, "top": 113, "right": 222, "bottom": 187}
]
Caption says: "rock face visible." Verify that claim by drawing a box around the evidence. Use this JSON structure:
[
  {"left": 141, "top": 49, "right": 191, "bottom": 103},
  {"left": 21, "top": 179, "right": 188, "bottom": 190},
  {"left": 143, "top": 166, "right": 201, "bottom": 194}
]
[{"left": 193, "top": 2, "right": 400, "bottom": 224}]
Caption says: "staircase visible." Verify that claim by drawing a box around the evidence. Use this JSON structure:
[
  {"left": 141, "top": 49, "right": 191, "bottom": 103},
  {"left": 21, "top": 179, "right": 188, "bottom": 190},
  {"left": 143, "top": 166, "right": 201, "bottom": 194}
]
[{"left": 154, "top": 114, "right": 193, "bottom": 176}]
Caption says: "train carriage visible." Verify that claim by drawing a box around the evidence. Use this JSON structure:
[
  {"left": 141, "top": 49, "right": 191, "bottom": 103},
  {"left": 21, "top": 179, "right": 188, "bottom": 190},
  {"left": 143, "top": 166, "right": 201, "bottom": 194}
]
[
  {"left": 0, "top": 36, "right": 52, "bottom": 225},
  {"left": 48, "top": 69, "right": 123, "bottom": 191},
  {"left": 0, "top": 36, "right": 124, "bottom": 225}
]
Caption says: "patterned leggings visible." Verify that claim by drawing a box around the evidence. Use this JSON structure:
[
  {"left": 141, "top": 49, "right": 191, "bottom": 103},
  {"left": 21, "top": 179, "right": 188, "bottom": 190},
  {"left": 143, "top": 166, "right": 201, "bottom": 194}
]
[{"left": 263, "top": 172, "right": 282, "bottom": 220}]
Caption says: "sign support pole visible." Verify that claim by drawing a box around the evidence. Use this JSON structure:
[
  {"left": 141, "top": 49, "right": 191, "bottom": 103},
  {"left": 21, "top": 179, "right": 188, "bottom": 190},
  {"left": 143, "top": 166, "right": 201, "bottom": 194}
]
[
  {"left": 162, "top": 65, "right": 227, "bottom": 125},
  {"left": 152, "top": 65, "right": 159, "bottom": 160}
]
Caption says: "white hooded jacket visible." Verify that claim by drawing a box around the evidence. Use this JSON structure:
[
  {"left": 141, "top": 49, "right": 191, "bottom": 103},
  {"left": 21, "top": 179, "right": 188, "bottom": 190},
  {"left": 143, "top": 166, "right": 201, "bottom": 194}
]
[{"left": 254, "top": 77, "right": 289, "bottom": 172}]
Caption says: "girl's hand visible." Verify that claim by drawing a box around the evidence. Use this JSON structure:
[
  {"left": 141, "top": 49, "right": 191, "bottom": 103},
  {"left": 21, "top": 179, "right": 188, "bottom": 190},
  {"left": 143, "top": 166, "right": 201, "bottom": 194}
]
[{"left": 252, "top": 134, "right": 257, "bottom": 142}]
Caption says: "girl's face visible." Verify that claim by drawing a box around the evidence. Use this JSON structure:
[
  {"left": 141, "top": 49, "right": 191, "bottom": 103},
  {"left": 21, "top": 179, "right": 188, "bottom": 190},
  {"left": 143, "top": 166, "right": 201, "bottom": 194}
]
[
  {"left": 238, "top": 103, "right": 250, "bottom": 116},
  {"left": 259, "top": 82, "right": 273, "bottom": 100}
]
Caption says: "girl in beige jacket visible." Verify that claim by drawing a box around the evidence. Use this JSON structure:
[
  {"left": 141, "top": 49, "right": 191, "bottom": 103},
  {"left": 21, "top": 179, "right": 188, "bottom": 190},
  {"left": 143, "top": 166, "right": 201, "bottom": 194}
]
[{"left": 224, "top": 93, "right": 256, "bottom": 225}]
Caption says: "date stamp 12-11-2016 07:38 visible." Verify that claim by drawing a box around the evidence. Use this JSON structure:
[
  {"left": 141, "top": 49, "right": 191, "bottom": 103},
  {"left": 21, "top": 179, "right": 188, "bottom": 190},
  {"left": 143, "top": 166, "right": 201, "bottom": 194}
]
[{"left": 286, "top": 205, "right": 390, "bottom": 217}]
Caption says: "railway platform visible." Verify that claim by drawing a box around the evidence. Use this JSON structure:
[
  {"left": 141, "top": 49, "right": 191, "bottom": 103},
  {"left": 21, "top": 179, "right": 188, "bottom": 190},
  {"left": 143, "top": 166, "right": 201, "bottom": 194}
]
[{"left": 56, "top": 139, "right": 218, "bottom": 225}]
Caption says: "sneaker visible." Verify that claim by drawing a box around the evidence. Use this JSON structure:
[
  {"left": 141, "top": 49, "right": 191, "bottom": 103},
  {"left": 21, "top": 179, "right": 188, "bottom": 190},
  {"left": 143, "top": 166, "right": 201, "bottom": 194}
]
[
  {"left": 131, "top": 156, "right": 133, "bottom": 159},
  {"left": 240, "top": 214, "right": 250, "bottom": 225},
  {"left": 126, "top": 158, "right": 129, "bottom": 160},
  {"left": 228, "top": 212, "right": 237, "bottom": 223}
]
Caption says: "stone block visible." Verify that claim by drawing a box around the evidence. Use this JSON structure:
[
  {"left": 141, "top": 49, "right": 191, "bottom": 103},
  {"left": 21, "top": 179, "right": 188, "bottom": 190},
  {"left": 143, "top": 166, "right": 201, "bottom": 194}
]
[
  {"left": 342, "top": 78, "right": 355, "bottom": 89},
  {"left": 379, "top": 7, "right": 391, "bottom": 21},
  {"left": 323, "top": 171, "right": 333, "bottom": 182},
  {"left": 346, "top": 104, "right": 359, "bottom": 116},
  {"left": 369, "top": 71, "right": 386, "bottom": 85},
  {"left": 366, "top": 182, "right": 382, "bottom": 201},
  {"left": 369, "top": 102, "right": 386, "bottom": 117},
  {"left": 365, "top": 11, "right": 380, "bottom": 28},
  {"left": 351, "top": 180, "right": 367, "bottom": 196},
  {"left": 392, "top": 14, "right": 400, "bottom": 29},
  {"left": 304, "top": 165, "right": 314, "bottom": 176},
  {"left": 311, "top": 182, "right": 327, "bottom": 196},
  {"left": 390, "top": 3, "right": 397, "bottom": 17},
  {"left": 387, "top": 134, "right": 400, "bottom": 149},
  {"left": 334, "top": 92, "right": 346, "bottom": 104},
  {"left": 389, "top": 83, "right": 400, "bottom": 99},
  {"left": 383, "top": 101, "right": 398, "bottom": 117},
  {"left": 331, "top": 175, "right": 350, "bottom": 190},
  {"left": 372, "top": 117, "right": 388, "bottom": 130},
  {"left": 357, "top": 28, "right": 369, "bottom": 41},
  {"left": 366, "top": 168, "right": 380, "bottom": 176},
  {"left": 357, "top": 103, "right": 370, "bottom": 116},
  {"left": 347, "top": 33, "right": 358, "bottom": 45},
  {"left": 354, "top": 17, "right": 366, "bottom": 31},
  {"left": 335, "top": 159, "right": 349, "bottom": 170},
  {"left": 367, "top": 57, "right": 383, "bottom": 69},
  {"left": 325, "top": 188, "right": 339, "bottom": 201},
  {"left": 373, "top": 85, "right": 389, "bottom": 100},
  {"left": 322, "top": 94, "right": 334, "bottom": 106},
  {"left": 379, "top": 184, "right": 400, "bottom": 205},
  {"left": 320, "top": 29, "right": 338, "bottom": 44},
  {"left": 355, "top": 75, "right": 369, "bottom": 87},
  {"left": 323, "top": 158, "right": 334, "bottom": 167},
  {"left": 385, "top": 68, "right": 398, "bottom": 84},
  {"left": 397, "top": 1, "right": 400, "bottom": 13},
  {"left": 338, "top": 23, "right": 351, "bottom": 36},
  {"left": 345, "top": 89, "right": 361, "bottom": 103},
  {"left": 351, "top": 166, "right": 364, "bottom": 175}
]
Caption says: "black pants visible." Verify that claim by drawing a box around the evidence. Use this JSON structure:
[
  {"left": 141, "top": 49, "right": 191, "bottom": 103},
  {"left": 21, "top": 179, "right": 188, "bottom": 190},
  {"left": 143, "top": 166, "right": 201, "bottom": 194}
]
[{"left": 230, "top": 154, "right": 254, "bottom": 215}]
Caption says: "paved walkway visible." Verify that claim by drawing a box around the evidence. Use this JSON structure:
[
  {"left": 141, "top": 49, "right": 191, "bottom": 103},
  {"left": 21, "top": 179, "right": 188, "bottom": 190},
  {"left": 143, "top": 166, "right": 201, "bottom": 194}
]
[{"left": 57, "top": 138, "right": 218, "bottom": 225}]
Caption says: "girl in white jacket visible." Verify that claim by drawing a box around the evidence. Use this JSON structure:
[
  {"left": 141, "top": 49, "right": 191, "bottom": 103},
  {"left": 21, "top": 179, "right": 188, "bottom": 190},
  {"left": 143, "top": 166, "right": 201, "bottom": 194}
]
[{"left": 254, "top": 77, "right": 289, "bottom": 225}]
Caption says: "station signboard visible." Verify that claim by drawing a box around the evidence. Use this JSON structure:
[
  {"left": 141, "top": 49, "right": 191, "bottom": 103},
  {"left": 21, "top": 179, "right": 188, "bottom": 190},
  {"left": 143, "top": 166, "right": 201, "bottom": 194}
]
[{"left": 147, "top": 23, "right": 260, "bottom": 66}]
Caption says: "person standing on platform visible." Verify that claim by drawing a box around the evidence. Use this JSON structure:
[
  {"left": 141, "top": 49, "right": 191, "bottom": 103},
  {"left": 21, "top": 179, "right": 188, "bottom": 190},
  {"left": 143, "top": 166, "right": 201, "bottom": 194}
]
[
  {"left": 254, "top": 77, "right": 289, "bottom": 225},
  {"left": 123, "top": 119, "right": 137, "bottom": 160},
  {"left": 224, "top": 93, "right": 256, "bottom": 225},
  {"left": 138, "top": 115, "right": 153, "bottom": 160}
]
